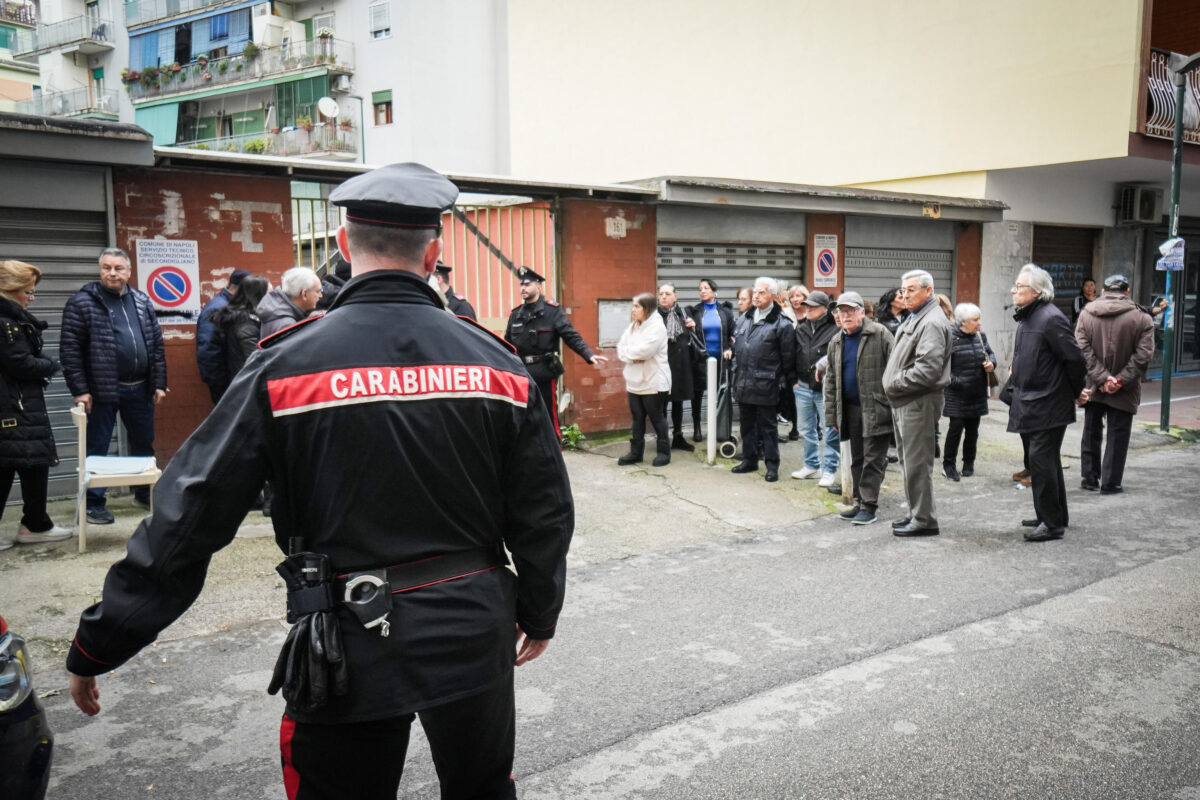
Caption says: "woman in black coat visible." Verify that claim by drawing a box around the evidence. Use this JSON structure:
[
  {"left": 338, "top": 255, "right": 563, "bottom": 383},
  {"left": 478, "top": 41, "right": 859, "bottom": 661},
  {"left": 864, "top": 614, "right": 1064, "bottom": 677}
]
[
  {"left": 212, "top": 275, "right": 270, "bottom": 379},
  {"left": 657, "top": 284, "right": 697, "bottom": 451},
  {"left": 0, "top": 260, "right": 70, "bottom": 550},
  {"left": 941, "top": 302, "right": 997, "bottom": 481}
]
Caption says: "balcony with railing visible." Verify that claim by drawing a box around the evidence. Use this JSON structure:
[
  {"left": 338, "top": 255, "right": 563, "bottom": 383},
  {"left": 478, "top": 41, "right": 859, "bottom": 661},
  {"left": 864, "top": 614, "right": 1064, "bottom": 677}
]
[
  {"left": 175, "top": 124, "right": 359, "bottom": 161},
  {"left": 1145, "top": 48, "right": 1200, "bottom": 145},
  {"left": 14, "top": 14, "right": 114, "bottom": 58},
  {"left": 13, "top": 86, "right": 119, "bottom": 118},
  {"left": 126, "top": 37, "right": 353, "bottom": 102},
  {"left": 1, "top": 1, "right": 37, "bottom": 26},
  {"left": 124, "top": 0, "right": 298, "bottom": 27}
]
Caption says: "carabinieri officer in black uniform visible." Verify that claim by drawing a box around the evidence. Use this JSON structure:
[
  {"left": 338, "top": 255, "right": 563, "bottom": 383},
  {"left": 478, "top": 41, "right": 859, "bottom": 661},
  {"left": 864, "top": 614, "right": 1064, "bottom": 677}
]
[
  {"left": 505, "top": 266, "right": 607, "bottom": 434},
  {"left": 434, "top": 260, "right": 477, "bottom": 320},
  {"left": 66, "top": 163, "right": 574, "bottom": 800}
]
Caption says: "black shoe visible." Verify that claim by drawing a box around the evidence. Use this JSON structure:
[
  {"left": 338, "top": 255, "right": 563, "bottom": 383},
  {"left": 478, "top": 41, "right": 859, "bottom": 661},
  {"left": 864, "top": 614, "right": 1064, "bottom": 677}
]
[
  {"left": 617, "top": 453, "right": 643, "bottom": 465},
  {"left": 850, "top": 510, "right": 877, "bottom": 526},
  {"left": 765, "top": 469, "right": 779, "bottom": 482},
  {"left": 839, "top": 506, "right": 861, "bottom": 520},
  {"left": 1080, "top": 480, "right": 1100, "bottom": 491},
  {"left": 1021, "top": 519, "right": 1040, "bottom": 527},
  {"left": 827, "top": 484, "right": 842, "bottom": 494},
  {"left": 892, "top": 516, "right": 912, "bottom": 529},
  {"left": 693, "top": 428, "right": 703, "bottom": 442},
  {"left": 961, "top": 462, "right": 974, "bottom": 477},
  {"left": 671, "top": 436, "right": 695, "bottom": 452},
  {"left": 776, "top": 436, "right": 787, "bottom": 444},
  {"left": 887, "top": 454, "right": 899, "bottom": 464},
  {"left": 893, "top": 521, "right": 940, "bottom": 537},
  {"left": 1100, "top": 485, "right": 1123, "bottom": 495},
  {"left": 86, "top": 507, "right": 115, "bottom": 525},
  {"left": 652, "top": 454, "right": 671, "bottom": 467},
  {"left": 788, "top": 429, "right": 800, "bottom": 441},
  {"left": 1024, "top": 523, "right": 1064, "bottom": 542},
  {"left": 942, "top": 463, "right": 960, "bottom": 481},
  {"left": 730, "top": 461, "right": 759, "bottom": 474}
]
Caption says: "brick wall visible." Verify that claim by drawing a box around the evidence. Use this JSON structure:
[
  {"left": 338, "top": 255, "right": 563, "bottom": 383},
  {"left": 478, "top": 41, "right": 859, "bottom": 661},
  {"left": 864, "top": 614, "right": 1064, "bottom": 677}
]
[
  {"left": 112, "top": 167, "right": 294, "bottom": 465},
  {"left": 557, "top": 198, "right": 657, "bottom": 433},
  {"left": 955, "top": 223, "right": 982, "bottom": 305}
]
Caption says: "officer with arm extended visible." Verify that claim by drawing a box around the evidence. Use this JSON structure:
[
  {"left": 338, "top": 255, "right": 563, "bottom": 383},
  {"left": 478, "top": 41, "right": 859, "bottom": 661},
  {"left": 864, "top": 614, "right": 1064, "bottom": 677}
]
[
  {"left": 504, "top": 266, "right": 607, "bottom": 435},
  {"left": 66, "top": 162, "right": 574, "bottom": 800}
]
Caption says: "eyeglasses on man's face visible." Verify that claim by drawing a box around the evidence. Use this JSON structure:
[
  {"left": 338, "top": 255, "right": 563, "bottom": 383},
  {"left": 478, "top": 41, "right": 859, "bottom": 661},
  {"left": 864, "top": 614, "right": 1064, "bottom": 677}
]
[{"left": 1012, "top": 283, "right": 1032, "bottom": 290}]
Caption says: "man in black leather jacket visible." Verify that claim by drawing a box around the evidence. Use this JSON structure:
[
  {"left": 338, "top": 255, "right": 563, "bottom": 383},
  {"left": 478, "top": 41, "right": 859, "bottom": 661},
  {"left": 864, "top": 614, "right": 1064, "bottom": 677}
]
[{"left": 66, "top": 163, "right": 574, "bottom": 800}]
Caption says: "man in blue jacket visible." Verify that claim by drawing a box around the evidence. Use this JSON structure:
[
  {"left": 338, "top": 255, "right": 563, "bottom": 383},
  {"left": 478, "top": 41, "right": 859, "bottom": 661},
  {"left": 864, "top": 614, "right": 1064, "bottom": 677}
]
[
  {"left": 61, "top": 248, "right": 168, "bottom": 524},
  {"left": 196, "top": 268, "right": 250, "bottom": 402}
]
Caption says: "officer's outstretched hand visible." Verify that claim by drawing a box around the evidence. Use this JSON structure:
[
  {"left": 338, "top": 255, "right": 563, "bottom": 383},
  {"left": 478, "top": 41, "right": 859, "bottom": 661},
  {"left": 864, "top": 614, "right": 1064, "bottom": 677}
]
[
  {"left": 589, "top": 355, "right": 609, "bottom": 368},
  {"left": 70, "top": 673, "right": 101, "bottom": 716},
  {"left": 515, "top": 625, "right": 550, "bottom": 666}
]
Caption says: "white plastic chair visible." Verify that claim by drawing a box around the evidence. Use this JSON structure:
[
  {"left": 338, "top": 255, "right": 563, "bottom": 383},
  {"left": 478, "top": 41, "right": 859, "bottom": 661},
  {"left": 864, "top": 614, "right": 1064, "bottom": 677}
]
[{"left": 71, "top": 403, "right": 162, "bottom": 553}]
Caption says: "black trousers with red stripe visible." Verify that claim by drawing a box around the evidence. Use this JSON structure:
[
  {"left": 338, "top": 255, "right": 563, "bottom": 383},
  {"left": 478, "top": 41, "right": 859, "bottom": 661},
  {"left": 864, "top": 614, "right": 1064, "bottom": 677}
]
[{"left": 281, "top": 673, "right": 517, "bottom": 800}]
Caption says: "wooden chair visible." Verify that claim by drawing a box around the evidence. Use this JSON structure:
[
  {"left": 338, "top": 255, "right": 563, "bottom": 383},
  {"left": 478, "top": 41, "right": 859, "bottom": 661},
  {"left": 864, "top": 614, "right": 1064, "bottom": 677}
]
[{"left": 71, "top": 403, "right": 162, "bottom": 553}]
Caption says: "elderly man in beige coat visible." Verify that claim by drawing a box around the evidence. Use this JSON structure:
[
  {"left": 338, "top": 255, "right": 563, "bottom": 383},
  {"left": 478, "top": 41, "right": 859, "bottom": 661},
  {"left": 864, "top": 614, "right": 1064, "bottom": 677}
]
[{"left": 882, "top": 269, "right": 952, "bottom": 536}]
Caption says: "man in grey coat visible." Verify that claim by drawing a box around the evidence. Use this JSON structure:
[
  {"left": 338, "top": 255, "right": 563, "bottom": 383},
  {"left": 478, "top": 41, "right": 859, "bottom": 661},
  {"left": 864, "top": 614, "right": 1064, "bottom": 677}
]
[
  {"left": 824, "top": 292, "right": 895, "bottom": 526},
  {"left": 882, "top": 270, "right": 952, "bottom": 536}
]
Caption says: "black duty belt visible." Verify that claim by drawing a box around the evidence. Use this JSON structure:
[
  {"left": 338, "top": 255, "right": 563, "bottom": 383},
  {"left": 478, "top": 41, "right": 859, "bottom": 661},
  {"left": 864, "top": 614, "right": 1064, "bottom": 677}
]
[
  {"left": 334, "top": 545, "right": 507, "bottom": 596},
  {"left": 331, "top": 545, "right": 508, "bottom": 637},
  {"left": 522, "top": 354, "right": 544, "bottom": 364}
]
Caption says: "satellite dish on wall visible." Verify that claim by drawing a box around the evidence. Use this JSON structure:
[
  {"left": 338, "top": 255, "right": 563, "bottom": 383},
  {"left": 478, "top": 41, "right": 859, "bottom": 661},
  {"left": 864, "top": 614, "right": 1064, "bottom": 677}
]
[{"left": 317, "top": 96, "right": 339, "bottom": 119}]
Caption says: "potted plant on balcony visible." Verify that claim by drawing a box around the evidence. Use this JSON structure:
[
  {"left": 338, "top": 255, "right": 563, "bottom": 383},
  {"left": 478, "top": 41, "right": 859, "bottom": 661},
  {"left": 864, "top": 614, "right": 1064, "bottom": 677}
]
[
  {"left": 218, "top": 59, "right": 229, "bottom": 74},
  {"left": 296, "top": 114, "right": 313, "bottom": 132},
  {"left": 169, "top": 61, "right": 180, "bottom": 72},
  {"left": 339, "top": 116, "right": 354, "bottom": 131},
  {"left": 242, "top": 42, "right": 260, "bottom": 62},
  {"left": 120, "top": 68, "right": 140, "bottom": 84},
  {"left": 197, "top": 53, "right": 209, "bottom": 68}
]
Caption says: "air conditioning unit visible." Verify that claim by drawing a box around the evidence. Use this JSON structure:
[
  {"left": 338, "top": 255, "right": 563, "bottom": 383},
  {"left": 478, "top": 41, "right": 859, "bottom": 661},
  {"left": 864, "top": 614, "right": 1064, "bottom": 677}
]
[
  {"left": 1117, "top": 184, "right": 1163, "bottom": 225},
  {"left": 331, "top": 75, "right": 351, "bottom": 93}
]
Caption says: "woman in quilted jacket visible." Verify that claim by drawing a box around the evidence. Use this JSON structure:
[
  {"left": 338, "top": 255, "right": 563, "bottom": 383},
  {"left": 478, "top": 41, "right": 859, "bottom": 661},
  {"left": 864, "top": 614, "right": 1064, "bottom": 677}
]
[
  {"left": 941, "top": 302, "right": 997, "bottom": 481},
  {"left": 0, "top": 260, "right": 71, "bottom": 550}
]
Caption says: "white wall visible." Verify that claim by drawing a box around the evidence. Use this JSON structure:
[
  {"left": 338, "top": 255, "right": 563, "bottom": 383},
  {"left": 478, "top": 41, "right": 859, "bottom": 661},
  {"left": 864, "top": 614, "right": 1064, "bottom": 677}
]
[{"left": 506, "top": 0, "right": 1144, "bottom": 186}]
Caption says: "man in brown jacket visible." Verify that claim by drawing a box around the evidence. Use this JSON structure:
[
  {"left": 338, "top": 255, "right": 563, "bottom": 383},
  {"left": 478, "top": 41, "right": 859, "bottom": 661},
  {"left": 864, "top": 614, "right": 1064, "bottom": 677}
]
[
  {"left": 1075, "top": 273, "right": 1155, "bottom": 494},
  {"left": 824, "top": 292, "right": 895, "bottom": 526}
]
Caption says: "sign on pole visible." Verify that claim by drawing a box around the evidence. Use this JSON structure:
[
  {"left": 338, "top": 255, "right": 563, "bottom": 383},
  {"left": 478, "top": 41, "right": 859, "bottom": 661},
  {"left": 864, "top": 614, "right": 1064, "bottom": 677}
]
[
  {"left": 136, "top": 239, "right": 201, "bottom": 323},
  {"left": 813, "top": 234, "right": 838, "bottom": 288},
  {"left": 1156, "top": 237, "right": 1185, "bottom": 272}
]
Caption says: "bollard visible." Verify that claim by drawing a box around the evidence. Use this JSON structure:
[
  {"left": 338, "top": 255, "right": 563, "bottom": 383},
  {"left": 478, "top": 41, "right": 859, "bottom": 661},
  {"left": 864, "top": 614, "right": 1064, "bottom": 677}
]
[
  {"left": 840, "top": 440, "right": 853, "bottom": 504},
  {"left": 706, "top": 356, "right": 718, "bottom": 464}
]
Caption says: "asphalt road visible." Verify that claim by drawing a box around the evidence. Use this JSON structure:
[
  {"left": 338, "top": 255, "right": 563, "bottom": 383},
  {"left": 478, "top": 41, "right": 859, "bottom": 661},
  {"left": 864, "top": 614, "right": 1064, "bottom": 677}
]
[{"left": 12, "top": 412, "right": 1200, "bottom": 799}]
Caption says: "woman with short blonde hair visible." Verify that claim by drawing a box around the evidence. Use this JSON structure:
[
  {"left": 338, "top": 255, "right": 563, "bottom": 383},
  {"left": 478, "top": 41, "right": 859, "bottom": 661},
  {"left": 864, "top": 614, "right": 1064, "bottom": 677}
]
[{"left": 0, "top": 260, "right": 71, "bottom": 550}]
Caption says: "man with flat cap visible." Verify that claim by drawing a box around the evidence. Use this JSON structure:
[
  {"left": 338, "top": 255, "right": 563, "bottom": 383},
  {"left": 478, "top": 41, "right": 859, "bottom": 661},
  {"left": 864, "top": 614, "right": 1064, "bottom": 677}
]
[
  {"left": 1074, "top": 273, "right": 1154, "bottom": 495},
  {"left": 66, "top": 162, "right": 574, "bottom": 800},
  {"left": 823, "top": 291, "right": 895, "bottom": 526},
  {"left": 434, "top": 261, "right": 477, "bottom": 320},
  {"left": 505, "top": 265, "right": 607, "bottom": 435}
]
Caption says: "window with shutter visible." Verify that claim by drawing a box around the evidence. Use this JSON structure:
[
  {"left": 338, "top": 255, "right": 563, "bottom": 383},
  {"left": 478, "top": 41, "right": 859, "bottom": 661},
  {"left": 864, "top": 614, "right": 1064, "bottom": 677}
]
[{"left": 368, "top": 2, "right": 390, "bottom": 39}]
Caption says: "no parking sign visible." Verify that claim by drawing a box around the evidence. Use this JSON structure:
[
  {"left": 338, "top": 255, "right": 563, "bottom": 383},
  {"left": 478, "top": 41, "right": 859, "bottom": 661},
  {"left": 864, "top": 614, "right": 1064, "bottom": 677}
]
[
  {"left": 813, "top": 234, "right": 838, "bottom": 288},
  {"left": 136, "top": 239, "right": 201, "bottom": 321}
]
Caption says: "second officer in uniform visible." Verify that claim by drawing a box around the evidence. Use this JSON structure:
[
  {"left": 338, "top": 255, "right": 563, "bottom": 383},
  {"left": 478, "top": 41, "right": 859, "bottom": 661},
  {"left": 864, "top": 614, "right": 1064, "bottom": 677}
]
[{"left": 505, "top": 266, "right": 607, "bottom": 434}]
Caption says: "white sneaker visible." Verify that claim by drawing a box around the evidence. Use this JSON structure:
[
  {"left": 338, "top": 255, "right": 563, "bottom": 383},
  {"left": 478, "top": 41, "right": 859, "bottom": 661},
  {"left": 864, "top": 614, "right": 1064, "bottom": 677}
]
[
  {"left": 791, "top": 466, "right": 820, "bottom": 480},
  {"left": 818, "top": 471, "right": 837, "bottom": 487},
  {"left": 16, "top": 524, "right": 73, "bottom": 544},
  {"left": 0, "top": 537, "right": 12, "bottom": 551}
]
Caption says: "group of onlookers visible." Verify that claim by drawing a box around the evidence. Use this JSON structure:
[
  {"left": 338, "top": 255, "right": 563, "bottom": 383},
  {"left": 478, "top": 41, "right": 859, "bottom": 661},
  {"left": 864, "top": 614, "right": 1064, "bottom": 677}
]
[{"left": 614, "top": 261, "right": 1162, "bottom": 543}]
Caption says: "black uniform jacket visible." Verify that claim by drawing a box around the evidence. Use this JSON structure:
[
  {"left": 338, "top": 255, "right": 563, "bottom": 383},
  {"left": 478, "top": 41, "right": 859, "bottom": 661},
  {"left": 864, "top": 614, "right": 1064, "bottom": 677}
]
[
  {"left": 505, "top": 296, "right": 594, "bottom": 383},
  {"left": 446, "top": 285, "right": 477, "bottom": 321},
  {"left": 66, "top": 271, "right": 574, "bottom": 724}
]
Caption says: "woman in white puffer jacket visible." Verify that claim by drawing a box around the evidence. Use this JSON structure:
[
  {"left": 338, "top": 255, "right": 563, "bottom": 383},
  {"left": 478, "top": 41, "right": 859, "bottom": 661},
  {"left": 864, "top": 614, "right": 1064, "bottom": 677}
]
[{"left": 616, "top": 292, "right": 672, "bottom": 466}]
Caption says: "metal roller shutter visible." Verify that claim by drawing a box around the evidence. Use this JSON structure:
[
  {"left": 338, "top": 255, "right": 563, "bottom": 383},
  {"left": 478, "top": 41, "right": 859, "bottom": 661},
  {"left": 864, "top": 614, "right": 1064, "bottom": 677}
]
[
  {"left": 843, "top": 247, "right": 954, "bottom": 308},
  {"left": 657, "top": 241, "right": 805, "bottom": 308},
  {"left": 1032, "top": 225, "right": 1096, "bottom": 317},
  {"left": 0, "top": 206, "right": 110, "bottom": 500}
]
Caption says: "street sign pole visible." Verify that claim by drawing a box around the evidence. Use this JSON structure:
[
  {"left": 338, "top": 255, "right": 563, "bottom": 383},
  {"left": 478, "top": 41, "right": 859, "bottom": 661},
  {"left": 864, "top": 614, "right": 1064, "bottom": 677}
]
[{"left": 1161, "top": 51, "right": 1200, "bottom": 431}]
